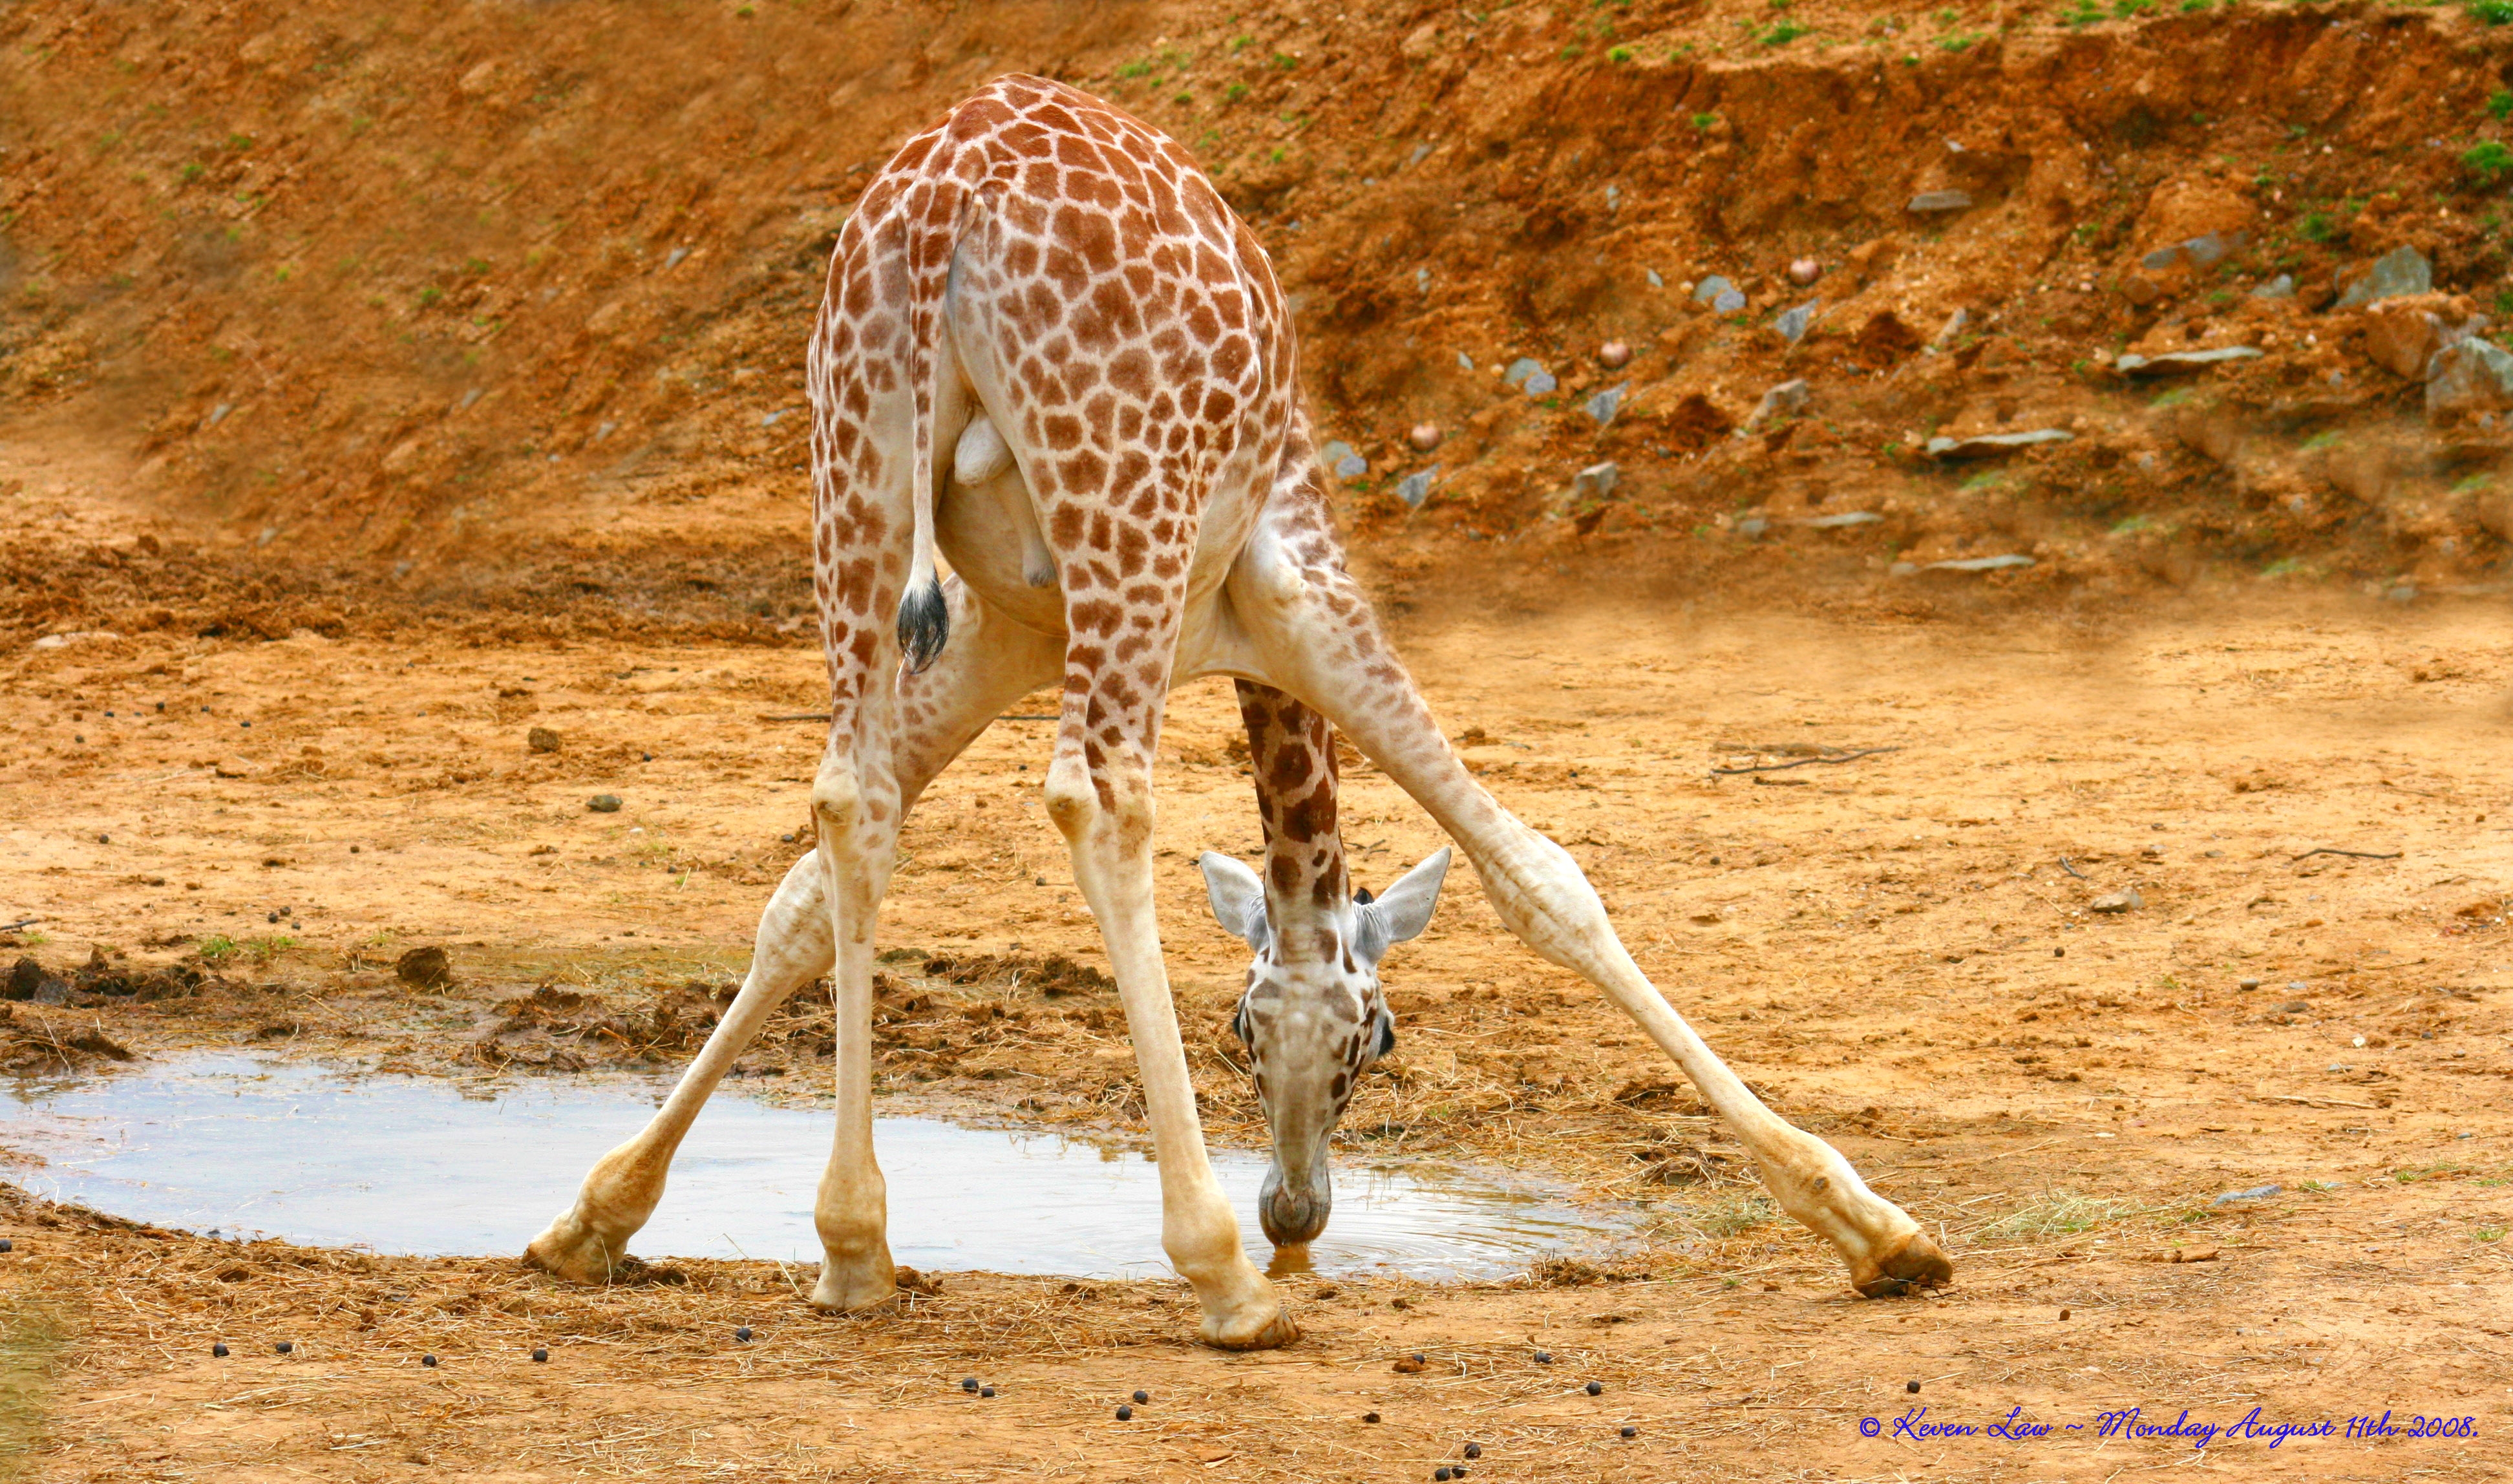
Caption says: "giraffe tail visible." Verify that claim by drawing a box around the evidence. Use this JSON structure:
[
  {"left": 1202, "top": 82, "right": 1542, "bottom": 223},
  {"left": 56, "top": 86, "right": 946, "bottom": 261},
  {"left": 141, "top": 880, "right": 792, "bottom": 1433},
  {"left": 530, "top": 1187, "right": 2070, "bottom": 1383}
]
[{"left": 895, "top": 183, "right": 959, "bottom": 676}]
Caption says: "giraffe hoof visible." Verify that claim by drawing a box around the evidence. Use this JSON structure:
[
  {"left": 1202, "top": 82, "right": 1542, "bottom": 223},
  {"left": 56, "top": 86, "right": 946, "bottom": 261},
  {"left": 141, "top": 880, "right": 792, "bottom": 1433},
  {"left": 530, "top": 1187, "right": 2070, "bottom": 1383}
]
[
  {"left": 523, "top": 1222, "right": 625, "bottom": 1286},
  {"left": 1200, "top": 1306, "right": 1300, "bottom": 1352},
  {"left": 1851, "top": 1229, "right": 1955, "bottom": 1298}
]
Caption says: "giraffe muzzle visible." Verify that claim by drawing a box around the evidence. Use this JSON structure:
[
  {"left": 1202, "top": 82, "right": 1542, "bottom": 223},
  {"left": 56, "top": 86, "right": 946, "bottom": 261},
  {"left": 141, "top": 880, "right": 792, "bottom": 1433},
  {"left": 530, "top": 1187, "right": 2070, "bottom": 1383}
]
[{"left": 1257, "top": 1163, "right": 1333, "bottom": 1247}]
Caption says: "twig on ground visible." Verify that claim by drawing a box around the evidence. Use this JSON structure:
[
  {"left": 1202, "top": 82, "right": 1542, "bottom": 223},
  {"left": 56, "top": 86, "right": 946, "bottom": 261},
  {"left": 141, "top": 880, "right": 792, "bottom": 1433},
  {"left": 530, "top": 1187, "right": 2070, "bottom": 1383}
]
[
  {"left": 1709, "top": 747, "right": 1901, "bottom": 776},
  {"left": 2057, "top": 858, "right": 2085, "bottom": 880},
  {"left": 2291, "top": 848, "right": 2402, "bottom": 862},
  {"left": 0, "top": 917, "right": 38, "bottom": 933}
]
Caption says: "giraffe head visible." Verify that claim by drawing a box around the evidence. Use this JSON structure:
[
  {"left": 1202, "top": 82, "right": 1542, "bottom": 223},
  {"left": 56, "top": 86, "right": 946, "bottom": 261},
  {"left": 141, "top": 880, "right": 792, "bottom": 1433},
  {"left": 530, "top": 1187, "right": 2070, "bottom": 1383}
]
[{"left": 1197, "top": 847, "right": 1452, "bottom": 1246}]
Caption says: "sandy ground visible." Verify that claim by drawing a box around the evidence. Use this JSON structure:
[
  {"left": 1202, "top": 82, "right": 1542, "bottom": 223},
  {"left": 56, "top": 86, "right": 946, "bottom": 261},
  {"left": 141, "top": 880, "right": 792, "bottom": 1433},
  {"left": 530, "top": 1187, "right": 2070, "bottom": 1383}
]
[{"left": 5, "top": 573, "right": 2512, "bottom": 1480}]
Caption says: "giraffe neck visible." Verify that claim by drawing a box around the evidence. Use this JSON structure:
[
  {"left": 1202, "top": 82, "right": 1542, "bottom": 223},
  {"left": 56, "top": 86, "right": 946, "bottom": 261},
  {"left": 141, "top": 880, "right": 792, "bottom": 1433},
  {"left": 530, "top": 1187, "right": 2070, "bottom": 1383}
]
[{"left": 1233, "top": 679, "right": 1350, "bottom": 966}]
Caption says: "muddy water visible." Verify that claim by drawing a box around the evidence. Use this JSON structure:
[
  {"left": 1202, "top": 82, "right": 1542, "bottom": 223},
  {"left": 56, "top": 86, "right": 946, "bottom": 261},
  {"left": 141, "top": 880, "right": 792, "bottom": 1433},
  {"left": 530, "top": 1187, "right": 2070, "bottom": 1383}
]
[{"left": 5, "top": 1055, "right": 1629, "bottom": 1281}]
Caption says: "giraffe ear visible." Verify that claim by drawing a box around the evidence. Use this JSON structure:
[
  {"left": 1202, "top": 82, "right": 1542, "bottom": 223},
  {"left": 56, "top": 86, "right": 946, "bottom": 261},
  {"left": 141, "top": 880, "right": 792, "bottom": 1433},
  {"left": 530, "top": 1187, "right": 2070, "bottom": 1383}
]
[
  {"left": 1355, "top": 847, "right": 1450, "bottom": 965},
  {"left": 1197, "top": 852, "right": 1271, "bottom": 951}
]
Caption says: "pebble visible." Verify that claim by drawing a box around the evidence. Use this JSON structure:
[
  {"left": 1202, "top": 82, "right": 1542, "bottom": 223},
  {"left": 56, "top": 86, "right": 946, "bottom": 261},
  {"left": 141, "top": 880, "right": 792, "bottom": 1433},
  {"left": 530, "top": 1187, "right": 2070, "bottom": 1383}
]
[
  {"left": 2053, "top": 948, "right": 2066, "bottom": 958},
  {"left": 212, "top": 1342, "right": 229, "bottom": 1357},
  {"left": 276, "top": 1341, "right": 293, "bottom": 1355},
  {"left": 2335, "top": 244, "right": 2432, "bottom": 310},
  {"left": 735, "top": 1326, "right": 753, "bottom": 1342},
  {"left": 1775, "top": 301, "right": 1818, "bottom": 344},
  {"left": 528, "top": 726, "right": 562, "bottom": 754},
  {"left": 1364, "top": 1412, "right": 1382, "bottom": 1423},
  {"left": 1501, "top": 357, "right": 1547, "bottom": 388},
  {"left": 1788, "top": 257, "right": 1822, "bottom": 286},
  {"left": 1906, "top": 1380, "right": 1921, "bottom": 1394},
  {"left": 2088, "top": 890, "right": 2143, "bottom": 913},
  {"left": 1585, "top": 384, "right": 1626, "bottom": 424},
  {"left": 1598, "top": 340, "right": 1632, "bottom": 369},
  {"left": 1132, "top": 1390, "right": 1150, "bottom": 1404},
  {"left": 1534, "top": 1351, "right": 1554, "bottom": 1364},
  {"left": 2113, "top": 346, "right": 2263, "bottom": 377},
  {"left": 2250, "top": 273, "right": 2296, "bottom": 299},
  {"left": 1924, "top": 429, "right": 2073, "bottom": 460},
  {"left": 2238, "top": 977, "right": 2260, "bottom": 990},
  {"left": 1751, "top": 378, "right": 1811, "bottom": 425},
  {"left": 1924, "top": 554, "right": 2035, "bottom": 573},
  {"left": 1585, "top": 1380, "right": 1604, "bottom": 1396},
  {"left": 1116, "top": 1404, "right": 1134, "bottom": 1421},
  {"left": 1409, "top": 423, "right": 1442, "bottom": 452},
  {"left": 532, "top": 1347, "right": 549, "bottom": 1362},
  {"left": 423, "top": 1353, "right": 438, "bottom": 1366},
  {"left": 1691, "top": 274, "right": 1734, "bottom": 306},
  {"left": 1907, "top": 189, "right": 1973, "bottom": 214},
  {"left": 588, "top": 794, "right": 623, "bottom": 813},
  {"left": 1395, "top": 468, "right": 1439, "bottom": 509},
  {"left": 1436, "top": 1470, "right": 1453, "bottom": 1482},
  {"left": 1620, "top": 1425, "right": 1640, "bottom": 1439},
  {"left": 2059, "top": 1308, "right": 2070, "bottom": 1321},
  {"left": 1572, "top": 462, "right": 1620, "bottom": 501},
  {"left": 2212, "top": 1184, "right": 2281, "bottom": 1205}
]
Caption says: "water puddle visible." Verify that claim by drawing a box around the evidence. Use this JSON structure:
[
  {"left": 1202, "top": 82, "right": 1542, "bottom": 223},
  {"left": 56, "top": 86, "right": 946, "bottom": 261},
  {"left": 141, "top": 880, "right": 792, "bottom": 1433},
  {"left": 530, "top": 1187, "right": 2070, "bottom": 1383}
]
[{"left": 3, "top": 1055, "right": 1632, "bottom": 1282}]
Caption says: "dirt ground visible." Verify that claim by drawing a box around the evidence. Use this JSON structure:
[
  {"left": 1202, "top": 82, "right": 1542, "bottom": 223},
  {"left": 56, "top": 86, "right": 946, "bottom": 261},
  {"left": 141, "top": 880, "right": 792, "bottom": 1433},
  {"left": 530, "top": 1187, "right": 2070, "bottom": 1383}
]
[
  {"left": 6, "top": 0, "right": 2513, "bottom": 1477},
  {"left": 5, "top": 429, "right": 2511, "bottom": 1477}
]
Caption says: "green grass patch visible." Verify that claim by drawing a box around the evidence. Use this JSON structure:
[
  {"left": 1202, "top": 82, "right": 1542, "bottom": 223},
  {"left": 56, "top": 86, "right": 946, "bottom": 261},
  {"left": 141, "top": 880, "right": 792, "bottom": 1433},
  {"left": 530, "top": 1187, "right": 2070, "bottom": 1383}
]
[{"left": 2465, "top": 140, "right": 2513, "bottom": 184}]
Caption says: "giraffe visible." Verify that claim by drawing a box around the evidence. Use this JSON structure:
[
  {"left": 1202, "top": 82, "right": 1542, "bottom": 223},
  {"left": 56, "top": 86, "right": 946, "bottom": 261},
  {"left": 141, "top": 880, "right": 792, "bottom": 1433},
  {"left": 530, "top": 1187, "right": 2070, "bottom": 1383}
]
[{"left": 524, "top": 75, "right": 1953, "bottom": 1350}]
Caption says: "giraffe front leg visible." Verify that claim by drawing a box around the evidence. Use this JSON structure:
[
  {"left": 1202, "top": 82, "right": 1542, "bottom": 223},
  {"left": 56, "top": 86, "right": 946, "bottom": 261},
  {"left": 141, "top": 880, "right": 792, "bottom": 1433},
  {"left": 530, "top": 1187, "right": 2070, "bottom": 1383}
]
[
  {"left": 1046, "top": 743, "right": 1295, "bottom": 1350},
  {"left": 1234, "top": 554, "right": 1951, "bottom": 1299},
  {"left": 526, "top": 853, "right": 834, "bottom": 1282}
]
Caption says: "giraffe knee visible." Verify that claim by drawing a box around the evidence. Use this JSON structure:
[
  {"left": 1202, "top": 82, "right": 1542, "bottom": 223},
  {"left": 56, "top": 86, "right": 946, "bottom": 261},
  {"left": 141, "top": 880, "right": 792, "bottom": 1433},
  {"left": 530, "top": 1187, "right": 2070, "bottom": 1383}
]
[
  {"left": 1041, "top": 758, "right": 1097, "bottom": 842},
  {"left": 812, "top": 761, "right": 863, "bottom": 838}
]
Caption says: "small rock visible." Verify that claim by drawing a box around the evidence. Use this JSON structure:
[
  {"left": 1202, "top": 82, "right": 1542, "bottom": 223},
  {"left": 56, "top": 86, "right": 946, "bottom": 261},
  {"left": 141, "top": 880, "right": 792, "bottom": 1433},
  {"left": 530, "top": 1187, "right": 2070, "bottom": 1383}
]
[
  {"left": 1788, "top": 257, "right": 1821, "bottom": 286},
  {"left": 2088, "top": 889, "right": 2143, "bottom": 913},
  {"left": 2251, "top": 273, "right": 2295, "bottom": 299},
  {"left": 1712, "top": 286, "right": 1745, "bottom": 313},
  {"left": 1523, "top": 369, "right": 1558, "bottom": 396},
  {"left": 394, "top": 946, "right": 452, "bottom": 990},
  {"left": 2238, "top": 977, "right": 2261, "bottom": 990},
  {"left": 2113, "top": 346, "right": 2264, "bottom": 377},
  {"left": 1395, "top": 468, "right": 1440, "bottom": 509},
  {"left": 1463, "top": 1443, "right": 1482, "bottom": 1459},
  {"left": 1620, "top": 1425, "right": 1640, "bottom": 1439},
  {"left": 1501, "top": 357, "right": 1547, "bottom": 388},
  {"left": 1598, "top": 340, "right": 1632, "bottom": 369},
  {"left": 1732, "top": 515, "right": 1770, "bottom": 539},
  {"left": 1408, "top": 423, "right": 1441, "bottom": 452},
  {"left": 1584, "top": 384, "right": 1626, "bottom": 424},
  {"left": 1801, "top": 511, "right": 1881, "bottom": 529},
  {"left": 2335, "top": 245, "right": 2432, "bottom": 310},
  {"left": 1334, "top": 452, "right": 1368, "bottom": 480},
  {"left": 1906, "top": 189, "right": 1973, "bottom": 214},
  {"left": 1533, "top": 1351, "right": 1553, "bottom": 1364},
  {"left": 1924, "top": 429, "right": 2073, "bottom": 460},
  {"left": 980, "top": 1386, "right": 995, "bottom": 1397},
  {"left": 2059, "top": 1308, "right": 2070, "bottom": 1321},
  {"left": 1775, "top": 301, "right": 1819, "bottom": 344},
  {"left": 2212, "top": 1184, "right": 2281, "bottom": 1206},
  {"left": 588, "top": 794, "right": 623, "bottom": 813},
  {"left": 1931, "top": 307, "right": 1970, "bottom": 348},
  {"left": 1394, "top": 1353, "right": 1428, "bottom": 1373},
  {"left": 1364, "top": 1411, "right": 1382, "bottom": 1423},
  {"left": 1646, "top": 268, "right": 1664, "bottom": 288},
  {"left": 2426, "top": 339, "right": 2513, "bottom": 421},
  {"left": 1572, "top": 462, "right": 1620, "bottom": 500},
  {"left": 276, "top": 1341, "right": 293, "bottom": 1355},
  {"left": 1691, "top": 274, "right": 1734, "bottom": 306},
  {"left": 1436, "top": 1470, "right": 1453, "bottom": 1482},
  {"left": 1751, "top": 378, "right": 1812, "bottom": 425},
  {"left": 527, "top": 726, "right": 561, "bottom": 754},
  {"left": 2278, "top": 1001, "right": 2309, "bottom": 1013},
  {"left": 1925, "top": 554, "right": 2035, "bottom": 573},
  {"left": 734, "top": 1326, "right": 753, "bottom": 1342}
]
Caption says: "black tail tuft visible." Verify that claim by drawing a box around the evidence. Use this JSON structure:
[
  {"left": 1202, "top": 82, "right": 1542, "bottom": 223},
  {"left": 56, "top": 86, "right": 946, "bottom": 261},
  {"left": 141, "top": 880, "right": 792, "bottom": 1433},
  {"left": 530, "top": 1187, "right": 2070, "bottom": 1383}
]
[{"left": 897, "top": 579, "right": 949, "bottom": 673}]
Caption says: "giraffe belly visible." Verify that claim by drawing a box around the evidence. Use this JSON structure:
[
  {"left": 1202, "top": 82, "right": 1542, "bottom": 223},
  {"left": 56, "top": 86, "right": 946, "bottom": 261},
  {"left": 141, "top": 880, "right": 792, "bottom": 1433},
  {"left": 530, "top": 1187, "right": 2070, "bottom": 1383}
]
[{"left": 936, "top": 460, "right": 1065, "bottom": 637}]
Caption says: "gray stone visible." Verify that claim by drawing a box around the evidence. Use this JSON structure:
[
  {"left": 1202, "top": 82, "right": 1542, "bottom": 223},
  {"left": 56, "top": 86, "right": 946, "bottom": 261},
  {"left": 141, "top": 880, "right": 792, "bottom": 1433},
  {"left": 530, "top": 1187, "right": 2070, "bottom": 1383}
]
[
  {"left": 1409, "top": 142, "right": 1433, "bottom": 167},
  {"left": 1924, "top": 429, "right": 2073, "bottom": 460},
  {"left": 1931, "top": 308, "right": 1969, "bottom": 350},
  {"left": 1572, "top": 461, "right": 1620, "bottom": 500},
  {"left": 2426, "top": 338, "right": 2513, "bottom": 419},
  {"left": 2251, "top": 274, "right": 2295, "bottom": 299},
  {"left": 2335, "top": 245, "right": 2432, "bottom": 310},
  {"left": 1691, "top": 274, "right": 1734, "bottom": 305},
  {"left": 2086, "top": 887, "right": 2141, "bottom": 912},
  {"left": 207, "top": 403, "right": 233, "bottom": 427},
  {"left": 1395, "top": 467, "right": 1440, "bottom": 508},
  {"left": 1334, "top": 452, "right": 1367, "bottom": 481},
  {"left": 2211, "top": 1184, "right": 2281, "bottom": 1206},
  {"left": 2141, "top": 231, "right": 2243, "bottom": 271},
  {"left": 1456, "top": 351, "right": 1474, "bottom": 371},
  {"left": 1320, "top": 440, "right": 1354, "bottom": 467},
  {"left": 1646, "top": 268, "right": 1665, "bottom": 289},
  {"left": 1907, "top": 189, "right": 1974, "bottom": 214},
  {"left": 1416, "top": 266, "right": 1431, "bottom": 293},
  {"left": 1585, "top": 383, "right": 1626, "bottom": 424},
  {"left": 1751, "top": 378, "right": 1811, "bottom": 425},
  {"left": 1775, "top": 301, "right": 1819, "bottom": 344},
  {"left": 1733, "top": 515, "right": 1769, "bottom": 538},
  {"left": 588, "top": 794, "right": 623, "bottom": 813},
  {"left": 2238, "top": 977, "right": 2262, "bottom": 990},
  {"left": 760, "top": 408, "right": 783, "bottom": 427},
  {"left": 1712, "top": 287, "right": 1746, "bottom": 314},
  {"left": 1927, "top": 553, "right": 2037, "bottom": 573},
  {"left": 1502, "top": 357, "right": 1547, "bottom": 387},
  {"left": 2113, "top": 346, "right": 2264, "bottom": 377},
  {"left": 1801, "top": 511, "right": 1882, "bottom": 529},
  {"left": 1523, "top": 370, "right": 1558, "bottom": 396}
]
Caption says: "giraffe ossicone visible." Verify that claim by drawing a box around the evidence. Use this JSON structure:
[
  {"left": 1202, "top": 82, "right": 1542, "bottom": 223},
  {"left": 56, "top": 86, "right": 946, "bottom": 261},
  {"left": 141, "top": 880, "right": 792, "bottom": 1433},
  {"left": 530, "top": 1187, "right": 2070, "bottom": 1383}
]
[{"left": 524, "top": 75, "right": 1951, "bottom": 1350}]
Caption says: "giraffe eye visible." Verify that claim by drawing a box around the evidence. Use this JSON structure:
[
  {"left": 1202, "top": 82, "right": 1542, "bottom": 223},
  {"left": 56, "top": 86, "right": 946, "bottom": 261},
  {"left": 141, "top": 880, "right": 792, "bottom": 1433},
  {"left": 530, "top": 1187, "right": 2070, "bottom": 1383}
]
[{"left": 1231, "top": 1001, "right": 1251, "bottom": 1045}]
